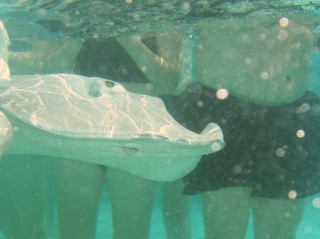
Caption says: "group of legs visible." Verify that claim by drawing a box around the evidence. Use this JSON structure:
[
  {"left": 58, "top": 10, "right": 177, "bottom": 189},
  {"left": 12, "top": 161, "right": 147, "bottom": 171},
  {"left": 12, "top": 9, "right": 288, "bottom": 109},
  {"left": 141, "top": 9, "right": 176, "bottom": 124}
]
[
  {"left": 0, "top": 34, "right": 191, "bottom": 239},
  {"left": 118, "top": 14, "right": 320, "bottom": 239},
  {"left": 0, "top": 155, "right": 310, "bottom": 239},
  {"left": 201, "top": 187, "right": 306, "bottom": 239},
  {"left": 0, "top": 156, "right": 191, "bottom": 239},
  {"left": 1, "top": 14, "right": 320, "bottom": 239}
]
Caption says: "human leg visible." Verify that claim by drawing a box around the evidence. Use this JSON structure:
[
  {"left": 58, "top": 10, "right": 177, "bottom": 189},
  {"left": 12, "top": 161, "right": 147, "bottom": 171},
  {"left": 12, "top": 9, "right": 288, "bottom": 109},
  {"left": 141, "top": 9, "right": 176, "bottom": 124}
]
[
  {"left": 54, "top": 158, "right": 106, "bottom": 239},
  {"left": 0, "top": 159, "right": 16, "bottom": 239},
  {"left": 201, "top": 187, "right": 252, "bottom": 239},
  {"left": 9, "top": 38, "right": 83, "bottom": 75},
  {"left": 107, "top": 168, "right": 158, "bottom": 239},
  {"left": 162, "top": 179, "right": 191, "bottom": 239},
  {"left": 0, "top": 155, "right": 53, "bottom": 239},
  {"left": 252, "top": 197, "right": 305, "bottom": 239}
]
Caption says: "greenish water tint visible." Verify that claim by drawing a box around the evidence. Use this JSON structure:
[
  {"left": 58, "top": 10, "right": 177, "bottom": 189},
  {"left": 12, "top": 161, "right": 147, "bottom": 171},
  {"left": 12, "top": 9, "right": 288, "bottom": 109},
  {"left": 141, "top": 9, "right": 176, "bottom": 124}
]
[
  {"left": 97, "top": 190, "right": 320, "bottom": 239},
  {"left": 1, "top": 188, "right": 317, "bottom": 239},
  {"left": 1, "top": 1, "right": 320, "bottom": 239}
]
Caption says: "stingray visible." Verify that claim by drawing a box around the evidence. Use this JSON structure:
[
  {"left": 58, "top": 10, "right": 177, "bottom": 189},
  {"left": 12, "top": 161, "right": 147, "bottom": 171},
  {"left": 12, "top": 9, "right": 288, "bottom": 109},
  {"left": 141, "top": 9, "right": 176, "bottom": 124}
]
[
  {"left": 0, "top": 21, "right": 12, "bottom": 159},
  {"left": 0, "top": 21, "right": 224, "bottom": 181},
  {"left": 0, "top": 111, "right": 12, "bottom": 159}
]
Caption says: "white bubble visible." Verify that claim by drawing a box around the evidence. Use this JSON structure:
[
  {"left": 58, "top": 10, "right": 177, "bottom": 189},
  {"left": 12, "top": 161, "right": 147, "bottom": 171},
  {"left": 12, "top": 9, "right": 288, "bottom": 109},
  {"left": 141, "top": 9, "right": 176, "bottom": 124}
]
[
  {"left": 288, "top": 190, "right": 297, "bottom": 199},
  {"left": 140, "top": 66, "right": 147, "bottom": 73},
  {"left": 279, "top": 17, "right": 289, "bottom": 27},
  {"left": 301, "top": 103, "right": 310, "bottom": 112},
  {"left": 312, "top": 198, "right": 320, "bottom": 208},
  {"left": 276, "top": 148, "right": 286, "bottom": 157},
  {"left": 260, "top": 71, "right": 269, "bottom": 80},
  {"left": 244, "top": 57, "right": 252, "bottom": 65},
  {"left": 211, "top": 142, "right": 222, "bottom": 151},
  {"left": 216, "top": 88, "right": 229, "bottom": 100},
  {"left": 126, "top": 0, "right": 133, "bottom": 3},
  {"left": 278, "top": 30, "right": 288, "bottom": 40},
  {"left": 296, "top": 130, "right": 305, "bottom": 138},
  {"left": 197, "top": 101, "right": 204, "bottom": 107}
]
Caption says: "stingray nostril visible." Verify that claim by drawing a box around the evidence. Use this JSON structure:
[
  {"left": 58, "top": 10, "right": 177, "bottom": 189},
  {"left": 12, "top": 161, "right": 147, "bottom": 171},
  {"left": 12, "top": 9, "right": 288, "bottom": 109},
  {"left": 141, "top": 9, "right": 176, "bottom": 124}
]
[{"left": 105, "top": 80, "right": 115, "bottom": 88}]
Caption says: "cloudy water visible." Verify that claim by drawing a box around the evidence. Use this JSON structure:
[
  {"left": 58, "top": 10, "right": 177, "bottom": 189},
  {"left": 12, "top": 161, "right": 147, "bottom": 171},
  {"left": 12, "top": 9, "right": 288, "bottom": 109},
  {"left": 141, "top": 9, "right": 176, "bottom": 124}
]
[{"left": 0, "top": 1, "right": 320, "bottom": 239}]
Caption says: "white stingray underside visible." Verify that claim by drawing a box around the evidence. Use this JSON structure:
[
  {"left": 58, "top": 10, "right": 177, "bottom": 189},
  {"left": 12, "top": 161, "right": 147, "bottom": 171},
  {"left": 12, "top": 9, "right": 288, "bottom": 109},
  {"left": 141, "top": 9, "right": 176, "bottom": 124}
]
[
  {"left": 0, "top": 74, "right": 224, "bottom": 181},
  {"left": 2, "top": 74, "right": 223, "bottom": 143},
  {"left": 0, "top": 111, "right": 12, "bottom": 158}
]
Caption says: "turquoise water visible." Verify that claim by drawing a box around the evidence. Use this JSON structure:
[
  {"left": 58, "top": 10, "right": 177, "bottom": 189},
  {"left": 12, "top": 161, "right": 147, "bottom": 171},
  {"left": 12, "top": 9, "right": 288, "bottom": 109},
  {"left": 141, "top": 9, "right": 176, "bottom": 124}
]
[
  {"left": 4, "top": 187, "right": 316, "bottom": 239},
  {"left": 96, "top": 190, "right": 320, "bottom": 239},
  {"left": 35, "top": 188, "right": 320, "bottom": 239},
  {"left": 0, "top": 190, "right": 319, "bottom": 239},
  {"left": 1, "top": 1, "right": 320, "bottom": 239}
]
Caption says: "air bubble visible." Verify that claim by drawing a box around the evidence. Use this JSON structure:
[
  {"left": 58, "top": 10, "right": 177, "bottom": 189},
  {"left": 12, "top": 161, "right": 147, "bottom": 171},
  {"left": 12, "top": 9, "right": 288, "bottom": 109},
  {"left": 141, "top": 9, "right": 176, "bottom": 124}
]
[
  {"left": 244, "top": 57, "right": 252, "bottom": 65},
  {"left": 197, "top": 101, "right": 204, "bottom": 107},
  {"left": 211, "top": 142, "right": 221, "bottom": 151},
  {"left": 260, "top": 72, "right": 269, "bottom": 80},
  {"left": 278, "top": 30, "right": 288, "bottom": 40},
  {"left": 312, "top": 198, "right": 320, "bottom": 208},
  {"left": 296, "top": 130, "right": 305, "bottom": 138},
  {"left": 279, "top": 17, "right": 289, "bottom": 27},
  {"left": 141, "top": 66, "right": 147, "bottom": 72},
  {"left": 288, "top": 190, "right": 297, "bottom": 199},
  {"left": 216, "top": 88, "right": 229, "bottom": 100},
  {"left": 301, "top": 103, "right": 310, "bottom": 112},
  {"left": 276, "top": 148, "right": 286, "bottom": 157}
]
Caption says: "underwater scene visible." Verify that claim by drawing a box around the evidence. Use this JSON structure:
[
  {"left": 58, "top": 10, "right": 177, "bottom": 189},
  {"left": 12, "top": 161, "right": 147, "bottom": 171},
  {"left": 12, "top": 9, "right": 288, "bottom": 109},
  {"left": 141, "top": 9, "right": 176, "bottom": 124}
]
[{"left": 1, "top": 0, "right": 320, "bottom": 239}]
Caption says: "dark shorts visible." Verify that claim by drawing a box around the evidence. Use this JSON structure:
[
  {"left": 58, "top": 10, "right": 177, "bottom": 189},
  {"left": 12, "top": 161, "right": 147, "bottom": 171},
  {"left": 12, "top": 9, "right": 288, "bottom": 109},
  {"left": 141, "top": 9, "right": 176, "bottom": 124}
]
[{"left": 161, "top": 84, "right": 320, "bottom": 199}]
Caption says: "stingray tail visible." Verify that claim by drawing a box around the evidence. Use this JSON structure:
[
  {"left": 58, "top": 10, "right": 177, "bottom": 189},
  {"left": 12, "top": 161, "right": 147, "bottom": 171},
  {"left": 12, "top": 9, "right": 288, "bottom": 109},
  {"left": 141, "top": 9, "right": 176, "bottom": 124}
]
[
  {"left": 0, "top": 20, "right": 10, "bottom": 83},
  {"left": 200, "top": 122, "right": 225, "bottom": 153}
]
